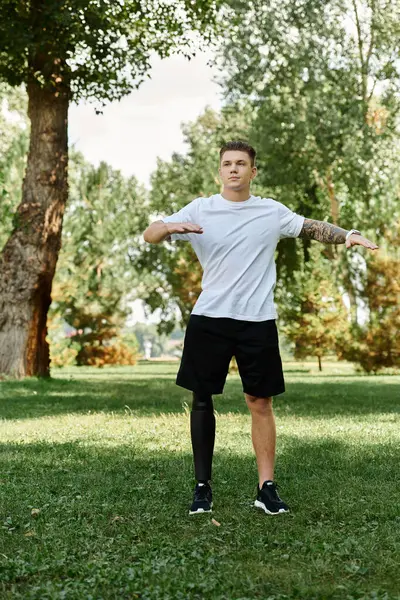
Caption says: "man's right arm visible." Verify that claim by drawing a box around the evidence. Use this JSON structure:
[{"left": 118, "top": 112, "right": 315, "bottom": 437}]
[
  {"left": 143, "top": 220, "right": 172, "bottom": 244},
  {"left": 143, "top": 220, "right": 203, "bottom": 244}
]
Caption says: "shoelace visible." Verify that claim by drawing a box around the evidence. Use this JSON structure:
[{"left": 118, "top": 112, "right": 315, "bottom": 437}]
[
  {"left": 263, "top": 482, "right": 282, "bottom": 502},
  {"left": 273, "top": 484, "right": 283, "bottom": 502}
]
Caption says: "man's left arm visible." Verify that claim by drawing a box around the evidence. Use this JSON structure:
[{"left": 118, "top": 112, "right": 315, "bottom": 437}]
[{"left": 298, "top": 219, "right": 379, "bottom": 250}]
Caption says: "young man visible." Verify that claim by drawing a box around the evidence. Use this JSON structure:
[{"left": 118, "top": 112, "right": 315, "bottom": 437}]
[{"left": 143, "top": 141, "right": 378, "bottom": 516}]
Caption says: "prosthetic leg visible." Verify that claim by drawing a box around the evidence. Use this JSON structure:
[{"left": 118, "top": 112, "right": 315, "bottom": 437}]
[
  {"left": 190, "top": 391, "right": 215, "bottom": 482},
  {"left": 189, "top": 391, "right": 215, "bottom": 514}
]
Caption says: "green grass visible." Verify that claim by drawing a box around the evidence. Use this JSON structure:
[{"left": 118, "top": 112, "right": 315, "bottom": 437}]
[{"left": 1, "top": 360, "right": 399, "bottom": 599}]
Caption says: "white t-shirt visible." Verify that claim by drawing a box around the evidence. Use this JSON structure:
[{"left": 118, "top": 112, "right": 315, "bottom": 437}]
[{"left": 161, "top": 193, "right": 305, "bottom": 322}]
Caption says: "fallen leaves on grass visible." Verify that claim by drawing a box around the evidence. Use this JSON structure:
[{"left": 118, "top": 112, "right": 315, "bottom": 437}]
[
  {"left": 111, "top": 515, "right": 124, "bottom": 523},
  {"left": 24, "top": 530, "right": 36, "bottom": 537}
]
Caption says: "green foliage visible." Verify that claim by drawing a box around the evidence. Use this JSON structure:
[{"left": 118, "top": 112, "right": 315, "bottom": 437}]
[
  {"left": 48, "top": 317, "right": 142, "bottom": 369},
  {"left": 217, "top": 0, "right": 400, "bottom": 248},
  {"left": 49, "top": 337, "right": 80, "bottom": 368},
  {"left": 47, "top": 313, "right": 80, "bottom": 367},
  {"left": 279, "top": 245, "right": 351, "bottom": 371},
  {"left": 337, "top": 226, "right": 400, "bottom": 373},
  {"left": 49, "top": 152, "right": 147, "bottom": 365},
  {"left": 0, "top": 0, "right": 218, "bottom": 103},
  {"left": 0, "top": 83, "right": 28, "bottom": 250}
]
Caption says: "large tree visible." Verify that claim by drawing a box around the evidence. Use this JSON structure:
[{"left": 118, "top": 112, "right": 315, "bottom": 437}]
[
  {"left": 217, "top": 0, "right": 400, "bottom": 222},
  {"left": 0, "top": 0, "right": 218, "bottom": 378},
  {"left": 216, "top": 0, "right": 400, "bottom": 319}
]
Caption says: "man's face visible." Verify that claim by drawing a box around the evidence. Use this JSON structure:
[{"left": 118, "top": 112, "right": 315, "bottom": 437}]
[{"left": 219, "top": 150, "right": 257, "bottom": 190}]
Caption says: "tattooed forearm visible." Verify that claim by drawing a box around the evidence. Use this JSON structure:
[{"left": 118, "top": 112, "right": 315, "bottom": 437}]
[{"left": 298, "top": 219, "right": 348, "bottom": 244}]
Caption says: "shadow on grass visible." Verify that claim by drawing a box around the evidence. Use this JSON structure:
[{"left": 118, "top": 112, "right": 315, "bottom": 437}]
[
  {"left": 0, "top": 374, "right": 399, "bottom": 421},
  {"left": 1, "top": 435, "right": 398, "bottom": 532}
]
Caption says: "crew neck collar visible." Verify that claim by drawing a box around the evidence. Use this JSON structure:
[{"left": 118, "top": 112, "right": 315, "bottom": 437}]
[{"left": 217, "top": 193, "right": 254, "bottom": 206}]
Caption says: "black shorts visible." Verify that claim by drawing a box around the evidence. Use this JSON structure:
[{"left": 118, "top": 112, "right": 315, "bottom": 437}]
[{"left": 176, "top": 315, "right": 285, "bottom": 398}]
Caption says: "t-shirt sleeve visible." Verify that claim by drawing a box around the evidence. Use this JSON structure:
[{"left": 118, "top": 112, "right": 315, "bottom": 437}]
[
  {"left": 160, "top": 198, "right": 199, "bottom": 242},
  {"left": 277, "top": 202, "right": 305, "bottom": 239}
]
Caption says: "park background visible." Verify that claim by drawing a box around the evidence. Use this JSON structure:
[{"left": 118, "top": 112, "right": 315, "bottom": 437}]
[{"left": 0, "top": 1, "right": 399, "bottom": 599}]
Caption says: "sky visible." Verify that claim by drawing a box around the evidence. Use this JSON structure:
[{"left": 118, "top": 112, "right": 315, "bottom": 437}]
[
  {"left": 69, "top": 51, "right": 223, "bottom": 189},
  {"left": 68, "top": 51, "right": 223, "bottom": 324}
]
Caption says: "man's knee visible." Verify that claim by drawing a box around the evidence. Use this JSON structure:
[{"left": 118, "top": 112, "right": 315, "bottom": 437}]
[
  {"left": 245, "top": 393, "right": 273, "bottom": 414},
  {"left": 192, "top": 391, "right": 213, "bottom": 412}
]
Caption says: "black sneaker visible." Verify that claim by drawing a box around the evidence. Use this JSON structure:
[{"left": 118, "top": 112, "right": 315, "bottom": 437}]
[
  {"left": 189, "top": 482, "right": 213, "bottom": 515},
  {"left": 254, "top": 480, "right": 290, "bottom": 515}
]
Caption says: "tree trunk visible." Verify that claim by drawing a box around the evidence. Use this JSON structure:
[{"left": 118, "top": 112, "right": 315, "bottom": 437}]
[
  {"left": 0, "top": 81, "right": 68, "bottom": 378},
  {"left": 342, "top": 253, "right": 358, "bottom": 326},
  {"left": 302, "top": 184, "right": 319, "bottom": 263},
  {"left": 326, "top": 167, "right": 339, "bottom": 225},
  {"left": 317, "top": 355, "right": 322, "bottom": 372}
]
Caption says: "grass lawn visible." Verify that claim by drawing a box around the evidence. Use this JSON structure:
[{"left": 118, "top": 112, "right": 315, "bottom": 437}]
[{"left": 0, "top": 360, "right": 399, "bottom": 599}]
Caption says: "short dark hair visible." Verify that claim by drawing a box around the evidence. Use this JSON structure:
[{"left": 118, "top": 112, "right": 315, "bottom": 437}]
[{"left": 219, "top": 141, "right": 256, "bottom": 167}]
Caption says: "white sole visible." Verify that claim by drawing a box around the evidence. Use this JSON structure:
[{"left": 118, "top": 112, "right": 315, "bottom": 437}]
[
  {"left": 254, "top": 499, "right": 289, "bottom": 515},
  {"left": 189, "top": 502, "right": 213, "bottom": 515}
]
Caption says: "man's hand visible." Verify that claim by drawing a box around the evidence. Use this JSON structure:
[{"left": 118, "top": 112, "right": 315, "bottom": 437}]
[
  {"left": 166, "top": 222, "right": 203, "bottom": 235},
  {"left": 345, "top": 234, "right": 378, "bottom": 251}
]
